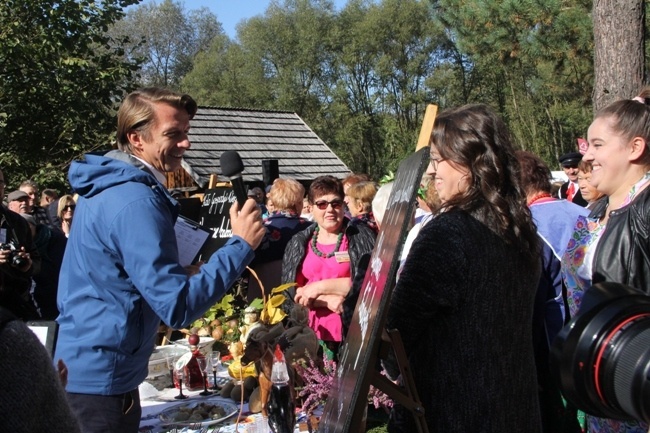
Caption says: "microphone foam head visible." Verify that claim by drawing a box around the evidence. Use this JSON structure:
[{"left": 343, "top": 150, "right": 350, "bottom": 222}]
[{"left": 220, "top": 150, "right": 244, "bottom": 177}]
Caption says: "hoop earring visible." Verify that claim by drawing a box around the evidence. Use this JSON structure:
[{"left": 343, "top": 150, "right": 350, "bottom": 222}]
[{"left": 457, "top": 175, "right": 470, "bottom": 193}]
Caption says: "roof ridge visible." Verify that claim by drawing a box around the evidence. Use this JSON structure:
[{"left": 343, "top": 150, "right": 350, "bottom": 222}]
[{"left": 197, "top": 106, "right": 296, "bottom": 114}]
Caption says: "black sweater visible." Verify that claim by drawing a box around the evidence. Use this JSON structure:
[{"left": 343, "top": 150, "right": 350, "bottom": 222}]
[{"left": 386, "top": 210, "right": 542, "bottom": 433}]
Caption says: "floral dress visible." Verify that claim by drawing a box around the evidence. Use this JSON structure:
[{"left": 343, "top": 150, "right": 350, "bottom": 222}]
[
  {"left": 561, "top": 173, "right": 650, "bottom": 433},
  {"left": 562, "top": 216, "right": 605, "bottom": 318}
]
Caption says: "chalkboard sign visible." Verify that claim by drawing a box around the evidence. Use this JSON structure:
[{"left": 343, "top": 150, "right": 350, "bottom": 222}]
[
  {"left": 198, "top": 187, "right": 237, "bottom": 260},
  {"left": 177, "top": 197, "right": 202, "bottom": 222},
  {"left": 320, "top": 147, "right": 429, "bottom": 433}
]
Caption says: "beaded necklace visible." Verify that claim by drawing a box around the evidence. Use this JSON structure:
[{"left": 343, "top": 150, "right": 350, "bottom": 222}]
[
  {"left": 527, "top": 192, "right": 553, "bottom": 206},
  {"left": 310, "top": 226, "right": 344, "bottom": 258}
]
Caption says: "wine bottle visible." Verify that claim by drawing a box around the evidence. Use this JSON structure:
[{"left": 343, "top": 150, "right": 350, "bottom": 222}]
[{"left": 266, "top": 344, "right": 296, "bottom": 433}]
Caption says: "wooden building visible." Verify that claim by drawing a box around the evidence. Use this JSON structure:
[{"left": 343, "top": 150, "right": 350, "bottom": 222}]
[{"left": 166, "top": 107, "right": 351, "bottom": 192}]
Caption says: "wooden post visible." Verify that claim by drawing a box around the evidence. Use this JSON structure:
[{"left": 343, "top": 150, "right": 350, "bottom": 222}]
[
  {"left": 415, "top": 104, "right": 438, "bottom": 150},
  {"left": 208, "top": 174, "right": 218, "bottom": 189}
]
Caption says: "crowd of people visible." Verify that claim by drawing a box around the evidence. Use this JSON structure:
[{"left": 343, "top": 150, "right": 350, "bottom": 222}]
[
  {"left": 2, "top": 85, "right": 650, "bottom": 433},
  {"left": 0, "top": 176, "right": 77, "bottom": 321}
]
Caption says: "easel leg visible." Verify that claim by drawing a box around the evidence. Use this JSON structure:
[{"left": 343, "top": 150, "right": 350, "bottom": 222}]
[{"left": 371, "top": 328, "right": 429, "bottom": 433}]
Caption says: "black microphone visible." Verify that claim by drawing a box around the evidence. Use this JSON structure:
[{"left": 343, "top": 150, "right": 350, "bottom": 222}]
[{"left": 220, "top": 150, "right": 248, "bottom": 209}]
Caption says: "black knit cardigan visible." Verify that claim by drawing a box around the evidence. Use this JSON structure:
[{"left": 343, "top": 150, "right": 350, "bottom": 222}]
[{"left": 385, "top": 210, "right": 542, "bottom": 433}]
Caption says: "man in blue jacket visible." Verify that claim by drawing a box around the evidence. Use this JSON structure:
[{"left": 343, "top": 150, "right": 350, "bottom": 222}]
[{"left": 55, "top": 88, "right": 265, "bottom": 433}]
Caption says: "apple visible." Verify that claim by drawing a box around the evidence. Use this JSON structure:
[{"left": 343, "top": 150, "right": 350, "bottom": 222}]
[{"left": 188, "top": 334, "right": 200, "bottom": 346}]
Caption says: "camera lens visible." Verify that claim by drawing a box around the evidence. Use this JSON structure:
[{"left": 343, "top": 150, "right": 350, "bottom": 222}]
[
  {"left": 11, "top": 253, "right": 27, "bottom": 268},
  {"left": 551, "top": 282, "right": 650, "bottom": 423},
  {"left": 599, "top": 316, "right": 650, "bottom": 422}
]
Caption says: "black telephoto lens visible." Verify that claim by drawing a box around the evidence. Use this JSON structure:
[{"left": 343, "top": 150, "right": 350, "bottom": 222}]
[{"left": 550, "top": 282, "right": 650, "bottom": 424}]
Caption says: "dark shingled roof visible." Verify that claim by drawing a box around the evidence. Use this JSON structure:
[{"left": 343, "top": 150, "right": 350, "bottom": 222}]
[{"left": 182, "top": 107, "right": 351, "bottom": 187}]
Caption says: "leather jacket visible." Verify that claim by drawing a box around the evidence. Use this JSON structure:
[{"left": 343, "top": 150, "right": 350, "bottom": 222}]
[
  {"left": 0, "top": 206, "right": 41, "bottom": 319},
  {"left": 281, "top": 219, "right": 376, "bottom": 331},
  {"left": 590, "top": 186, "right": 650, "bottom": 293},
  {"left": 281, "top": 219, "right": 375, "bottom": 284}
]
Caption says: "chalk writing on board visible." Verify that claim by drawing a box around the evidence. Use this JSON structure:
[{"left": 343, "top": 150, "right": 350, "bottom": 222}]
[
  {"left": 198, "top": 187, "right": 237, "bottom": 260},
  {"left": 203, "top": 189, "right": 236, "bottom": 217}
]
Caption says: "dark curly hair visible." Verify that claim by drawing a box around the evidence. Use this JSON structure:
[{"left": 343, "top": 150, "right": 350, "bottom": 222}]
[{"left": 430, "top": 104, "right": 538, "bottom": 263}]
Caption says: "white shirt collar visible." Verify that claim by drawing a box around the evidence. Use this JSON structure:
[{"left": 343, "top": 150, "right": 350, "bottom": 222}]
[{"left": 131, "top": 155, "right": 168, "bottom": 187}]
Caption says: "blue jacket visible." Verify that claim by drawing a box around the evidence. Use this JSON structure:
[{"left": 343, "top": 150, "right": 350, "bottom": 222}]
[{"left": 55, "top": 151, "right": 254, "bottom": 395}]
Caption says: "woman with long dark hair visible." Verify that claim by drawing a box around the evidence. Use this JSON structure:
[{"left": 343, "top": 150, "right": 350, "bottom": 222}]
[{"left": 385, "top": 104, "right": 542, "bottom": 432}]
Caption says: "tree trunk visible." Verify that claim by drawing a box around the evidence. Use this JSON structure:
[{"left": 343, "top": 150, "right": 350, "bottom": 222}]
[{"left": 592, "top": 0, "right": 645, "bottom": 111}]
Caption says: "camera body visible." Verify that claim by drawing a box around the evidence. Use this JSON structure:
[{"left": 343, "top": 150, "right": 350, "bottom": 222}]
[
  {"left": 550, "top": 282, "right": 650, "bottom": 424},
  {"left": 0, "top": 241, "right": 27, "bottom": 268}
]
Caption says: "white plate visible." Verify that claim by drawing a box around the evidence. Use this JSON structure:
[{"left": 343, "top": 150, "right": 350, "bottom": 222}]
[{"left": 158, "top": 397, "right": 238, "bottom": 427}]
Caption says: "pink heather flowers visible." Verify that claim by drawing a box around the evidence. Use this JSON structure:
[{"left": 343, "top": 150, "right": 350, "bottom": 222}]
[
  {"left": 293, "top": 351, "right": 393, "bottom": 416},
  {"left": 294, "top": 352, "right": 336, "bottom": 415}
]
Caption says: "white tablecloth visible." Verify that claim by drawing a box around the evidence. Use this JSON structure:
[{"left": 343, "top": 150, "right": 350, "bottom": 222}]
[{"left": 138, "top": 375, "right": 309, "bottom": 433}]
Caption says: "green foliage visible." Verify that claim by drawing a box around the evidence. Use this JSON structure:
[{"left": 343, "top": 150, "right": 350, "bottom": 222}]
[
  {"left": 149, "top": 0, "right": 600, "bottom": 177},
  {"left": 181, "top": 36, "right": 274, "bottom": 108},
  {"left": 434, "top": 0, "right": 594, "bottom": 165},
  {"left": 4, "top": 0, "right": 640, "bottom": 187},
  {"left": 195, "top": 293, "right": 238, "bottom": 325},
  {"left": 109, "top": 0, "right": 223, "bottom": 88},
  {"left": 0, "top": 0, "right": 140, "bottom": 191}
]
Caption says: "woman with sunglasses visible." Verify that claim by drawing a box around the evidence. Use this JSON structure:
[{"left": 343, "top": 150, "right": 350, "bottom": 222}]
[
  {"left": 384, "top": 104, "right": 542, "bottom": 432},
  {"left": 281, "top": 175, "right": 376, "bottom": 356},
  {"left": 57, "top": 195, "right": 76, "bottom": 238}
]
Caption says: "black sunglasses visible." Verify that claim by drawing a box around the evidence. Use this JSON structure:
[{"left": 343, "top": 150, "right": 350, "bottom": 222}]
[
  {"left": 314, "top": 199, "right": 344, "bottom": 210},
  {"left": 63, "top": 204, "right": 76, "bottom": 211}
]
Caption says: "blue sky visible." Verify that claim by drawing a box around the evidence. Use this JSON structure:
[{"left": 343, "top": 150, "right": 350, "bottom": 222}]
[{"left": 171, "top": 0, "right": 350, "bottom": 38}]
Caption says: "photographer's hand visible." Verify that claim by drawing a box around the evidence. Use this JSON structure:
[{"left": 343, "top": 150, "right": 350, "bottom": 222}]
[
  {"left": 0, "top": 247, "right": 8, "bottom": 265},
  {"left": 0, "top": 246, "right": 31, "bottom": 271}
]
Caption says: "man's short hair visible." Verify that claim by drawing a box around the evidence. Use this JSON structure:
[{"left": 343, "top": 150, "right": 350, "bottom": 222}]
[
  {"left": 116, "top": 88, "right": 198, "bottom": 153},
  {"left": 19, "top": 180, "right": 38, "bottom": 190},
  {"left": 342, "top": 173, "right": 370, "bottom": 188},
  {"left": 41, "top": 189, "right": 58, "bottom": 200}
]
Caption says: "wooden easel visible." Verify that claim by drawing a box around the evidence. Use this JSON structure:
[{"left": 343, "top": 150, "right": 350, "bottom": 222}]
[
  {"left": 319, "top": 105, "right": 438, "bottom": 433},
  {"left": 373, "top": 329, "right": 429, "bottom": 433}
]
